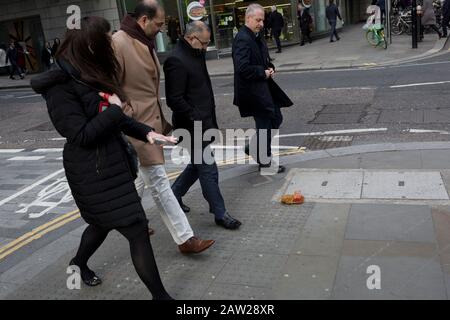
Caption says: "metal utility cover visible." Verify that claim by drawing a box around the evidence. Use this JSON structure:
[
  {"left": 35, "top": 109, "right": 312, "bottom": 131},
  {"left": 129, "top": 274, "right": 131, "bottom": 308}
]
[
  {"left": 362, "top": 171, "right": 449, "bottom": 200},
  {"left": 285, "top": 170, "right": 363, "bottom": 199}
]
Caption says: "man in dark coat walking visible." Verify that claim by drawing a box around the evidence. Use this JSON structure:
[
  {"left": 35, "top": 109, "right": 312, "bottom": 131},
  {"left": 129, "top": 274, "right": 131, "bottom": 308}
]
[
  {"left": 164, "top": 21, "right": 242, "bottom": 230},
  {"left": 326, "top": 0, "right": 343, "bottom": 42},
  {"left": 268, "top": 5, "right": 284, "bottom": 53},
  {"left": 232, "top": 3, "right": 293, "bottom": 174},
  {"left": 298, "top": 4, "right": 313, "bottom": 46},
  {"left": 6, "top": 41, "right": 24, "bottom": 79}
]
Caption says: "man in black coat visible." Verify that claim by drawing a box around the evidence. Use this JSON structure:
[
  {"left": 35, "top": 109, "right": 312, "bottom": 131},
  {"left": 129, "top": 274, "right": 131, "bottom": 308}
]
[
  {"left": 164, "top": 21, "right": 242, "bottom": 230},
  {"left": 268, "top": 5, "right": 284, "bottom": 53},
  {"left": 326, "top": 0, "right": 343, "bottom": 42},
  {"left": 232, "top": 3, "right": 293, "bottom": 174},
  {"left": 6, "top": 41, "right": 24, "bottom": 80}
]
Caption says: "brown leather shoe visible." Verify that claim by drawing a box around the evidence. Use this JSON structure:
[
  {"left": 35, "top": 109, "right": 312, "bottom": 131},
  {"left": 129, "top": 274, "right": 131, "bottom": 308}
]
[{"left": 178, "top": 237, "right": 215, "bottom": 254}]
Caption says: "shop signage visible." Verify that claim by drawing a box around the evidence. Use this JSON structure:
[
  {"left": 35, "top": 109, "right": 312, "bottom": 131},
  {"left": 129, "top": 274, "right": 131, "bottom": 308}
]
[
  {"left": 187, "top": 1, "right": 207, "bottom": 21},
  {"left": 302, "top": 0, "right": 312, "bottom": 7}
]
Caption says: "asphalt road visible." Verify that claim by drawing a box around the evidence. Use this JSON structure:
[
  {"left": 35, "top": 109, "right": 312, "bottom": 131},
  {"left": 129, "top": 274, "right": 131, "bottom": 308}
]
[{"left": 1, "top": 52, "right": 450, "bottom": 151}]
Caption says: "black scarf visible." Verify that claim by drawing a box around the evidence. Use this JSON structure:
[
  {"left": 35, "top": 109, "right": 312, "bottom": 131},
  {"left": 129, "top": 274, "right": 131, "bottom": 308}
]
[{"left": 120, "top": 14, "right": 156, "bottom": 53}]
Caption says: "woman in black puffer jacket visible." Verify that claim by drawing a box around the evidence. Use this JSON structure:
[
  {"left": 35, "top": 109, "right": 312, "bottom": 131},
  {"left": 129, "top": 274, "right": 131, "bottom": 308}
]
[{"left": 31, "top": 16, "right": 176, "bottom": 300}]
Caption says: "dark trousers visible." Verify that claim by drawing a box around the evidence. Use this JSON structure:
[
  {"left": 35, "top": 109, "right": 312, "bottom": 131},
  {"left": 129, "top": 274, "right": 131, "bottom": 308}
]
[
  {"left": 273, "top": 29, "right": 282, "bottom": 51},
  {"left": 420, "top": 24, "right": 441, "bottom": 37},
  {"left": 329, "top": 20, "right": 339, "bottom": 41},
  {"left": 250, "top": 107, "right": 283, "bottom": 165},
  {"left": 9, "top": 63, "right": 23, "bottom": 77},
  {"left": 443, "top": 16, "right": 450, "bottom": 36},
  {"left": 301, "top": 28, "right": 312, "bottom": 44},
  {"left": 172, "top": 146, "right": 227, "bottom": 219}
]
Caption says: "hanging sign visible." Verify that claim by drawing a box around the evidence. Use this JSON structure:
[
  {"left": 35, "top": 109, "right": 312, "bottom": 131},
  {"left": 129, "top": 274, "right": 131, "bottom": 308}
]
[{"left": 187, "top": 1, "right": 207, "bottom": 21}]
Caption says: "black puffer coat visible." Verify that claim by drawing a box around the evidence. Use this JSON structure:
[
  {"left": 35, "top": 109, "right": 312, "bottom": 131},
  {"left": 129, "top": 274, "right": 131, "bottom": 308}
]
[{"left": 31, "top": 60, "right": 154, "bottom": 229}]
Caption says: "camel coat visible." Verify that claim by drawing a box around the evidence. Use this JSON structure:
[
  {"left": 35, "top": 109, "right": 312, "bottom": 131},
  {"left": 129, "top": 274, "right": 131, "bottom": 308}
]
[{"left": 113, "top": 30, "right": 172, "bottom": 166}]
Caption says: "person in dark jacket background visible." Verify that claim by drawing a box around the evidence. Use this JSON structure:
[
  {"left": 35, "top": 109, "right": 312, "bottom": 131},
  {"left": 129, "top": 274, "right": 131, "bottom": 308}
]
[
  {"left": 30, "top": 16, "right": 176, "bottom": 300},
  {"left": 268, "top": 5, "right": 284, "bottom": 53},
  {"left": 6, "top": 41, "right": 24, "bottom": 79},
  {"left": 443, "top": 0, "right": 450, "bottom": 37},
  {"left": 51, "top": 38, "right": 60, "bottom": 59},
  {"left": 298, "top": 4, "right": 313, "bottom": 46},
  {"left": 326, "top": 0, "right": 343, "bottom": 42},
  {"left": 41, "top": 41, "right": 53, "bottom": 70},
  {"left": 232, "top": 3, "right": 293, "bottom": 174},
  {"left": 164, "top": 21, "right": 242, "bottom": 230}
]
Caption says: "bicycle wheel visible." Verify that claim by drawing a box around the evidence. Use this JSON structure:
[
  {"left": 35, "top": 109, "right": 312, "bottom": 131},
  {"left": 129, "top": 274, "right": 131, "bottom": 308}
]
[
  {"left": 391, "top": 17, "right": 403, "bottom": 35},
  {"left": 391, "top": 22, "right": 403, "bottom": 35},
  {"left": 366, "top": 30, "right": 379, "bottom": 46}
]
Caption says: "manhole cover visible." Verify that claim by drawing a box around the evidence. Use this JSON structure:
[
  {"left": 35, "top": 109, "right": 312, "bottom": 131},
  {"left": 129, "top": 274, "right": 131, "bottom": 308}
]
[{"left": 309, "top": 104, "right": 368, "bottom": 124}]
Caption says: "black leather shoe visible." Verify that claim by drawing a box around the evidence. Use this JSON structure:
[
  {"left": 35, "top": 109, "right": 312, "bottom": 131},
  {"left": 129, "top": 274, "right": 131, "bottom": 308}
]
[
  {"left": 258, "top": 163, "right": 286, "bottom": 174},
  {"left": 244, "top": 143, "right": 250, "bottom": 156},
  {"left": 180, "top": 203, "right": 190, "bottom": 213},
  {"left": 69, "top": 259, "right": 102, "bottom": 286},
  {"left": 177, "top": 199, "right": 190, "bottom": 213},
  {"left": 215, "top": 212, "right": 242, "bottom": 230}
]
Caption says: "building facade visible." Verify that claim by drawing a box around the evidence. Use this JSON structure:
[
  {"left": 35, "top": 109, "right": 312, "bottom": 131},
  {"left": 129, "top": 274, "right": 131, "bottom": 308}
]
[{"left": 0, "top": 0, "right": 366, "bottom": 72}]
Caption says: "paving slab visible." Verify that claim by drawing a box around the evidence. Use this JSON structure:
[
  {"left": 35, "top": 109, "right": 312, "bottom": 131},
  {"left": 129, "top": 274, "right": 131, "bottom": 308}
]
[
  {"left": 360, "top": 151, "right": 422, "bottom": 169},
  {"left": 290, "top": 203, "right": 350, "bottom": 257},
  {"left": 272, "top": 255, "right": 339, "bottom": 300},
  {"left": 214, "top": 252, "right": 288, "bottom": 288},
  {"left": 297, "top": 155, "right": 361, "bottom": 169},
  {"left": 345, "top": 204, "right": 435, "bottom": 243},
  {"left": 362, "top": 171, "right": 449, "bottom": 200},
  {"left": 203, "top": 283, "right": 274, "bottom": 300},
  {"left": 284, "top": 169, "right": 363, "bottom": 199},
  {"left": 421, "top": 150, "right": 450, "bottom": 169},
  {"left": 333, "top": 240, "right": 446, "bottom": 300}
]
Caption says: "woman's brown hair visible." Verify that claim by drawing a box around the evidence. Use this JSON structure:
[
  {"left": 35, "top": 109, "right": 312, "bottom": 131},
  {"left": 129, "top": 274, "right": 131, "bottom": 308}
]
[{"left": 56, "top": 16, "right": 126, "bottom": 100}]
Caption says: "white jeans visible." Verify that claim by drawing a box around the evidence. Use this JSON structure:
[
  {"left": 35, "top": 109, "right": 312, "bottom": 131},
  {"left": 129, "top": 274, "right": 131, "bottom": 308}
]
[{"left": 135, "top": 164, "right": 194, "bottom": 245}]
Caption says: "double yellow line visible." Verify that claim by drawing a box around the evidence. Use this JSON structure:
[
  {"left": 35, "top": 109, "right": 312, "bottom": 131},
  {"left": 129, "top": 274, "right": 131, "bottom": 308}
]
[
  {"left": 0, "top": 210, "right": 81, "bottom": 260},
  {"left": 0, "top": 147, "right": 305, "bottom": 261}
]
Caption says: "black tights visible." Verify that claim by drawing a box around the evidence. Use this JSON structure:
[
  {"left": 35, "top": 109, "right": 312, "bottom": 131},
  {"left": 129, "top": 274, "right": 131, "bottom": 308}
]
[{"left": 72, "top": 223, "right": 172, "bottom": 300}]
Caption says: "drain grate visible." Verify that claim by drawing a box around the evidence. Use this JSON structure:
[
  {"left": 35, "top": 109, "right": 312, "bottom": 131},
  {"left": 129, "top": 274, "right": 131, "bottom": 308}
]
[{"left": 303, "top": 135, "right": 353, "bottom": 150}]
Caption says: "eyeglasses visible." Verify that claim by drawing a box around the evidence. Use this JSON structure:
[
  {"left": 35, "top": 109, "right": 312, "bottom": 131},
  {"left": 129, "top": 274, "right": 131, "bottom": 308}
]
[{"left": 193, "top": 36, "right": 210, "bottom": 46}]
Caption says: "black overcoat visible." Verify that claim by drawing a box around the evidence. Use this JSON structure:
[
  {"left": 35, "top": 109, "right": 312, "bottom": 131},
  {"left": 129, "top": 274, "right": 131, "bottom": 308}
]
[
  {"left": 164, "top": 39, "right": 218, "bottom": 134},
  {"left": 232, "top": 26, "right": 293, "bottom": 119},
  {"left": 31, "top": 60, "right": 153, "bottom": 229}
]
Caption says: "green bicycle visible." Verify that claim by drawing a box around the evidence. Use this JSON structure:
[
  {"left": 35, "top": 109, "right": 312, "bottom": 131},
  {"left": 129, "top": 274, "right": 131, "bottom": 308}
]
[{"left": 366, "top": 24, "right": 387, "bottom": 49}]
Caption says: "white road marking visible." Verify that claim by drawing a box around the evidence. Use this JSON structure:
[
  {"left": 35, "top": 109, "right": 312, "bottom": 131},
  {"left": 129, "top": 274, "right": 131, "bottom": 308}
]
[
  {"left": 16, "top": 177, "right": 73, "bottom": 219},
  {"left": 319, "top": 87, "right": 375, "bottom": 90},
  {"left": 8, "top": 156, "right": 45, "bottom": 161},
  {"left": 404, "top": 129, "right": 450, "bottom": 134},
  {"left": 390, "top": 80, "right": 450, "bottom": 88},
  {"left": 32, "top": 148, "right": 63, "bottom": 153},
  {"left": 275, "top": 128, "right": 388, "bottom": 138},
  {"left": 0, "top": 168, "right": 65, "bottom": 207},
  {"left": 17, "top": 94, "right": 41, "bottom": 99},
  {"left": 0, "top": 149, "right": 25, "bottom": 153},
  {"left": 49, "top": 138, "right": 66, "bottom": 141}
]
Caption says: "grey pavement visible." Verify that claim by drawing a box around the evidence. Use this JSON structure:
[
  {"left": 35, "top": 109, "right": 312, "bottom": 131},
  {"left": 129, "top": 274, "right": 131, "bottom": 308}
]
[
  {"left": 2, "top": 142, "right": 450, "bottom": 299},
  {"left": 1, "top": 24, "right": 448, "bottom": 90}
]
